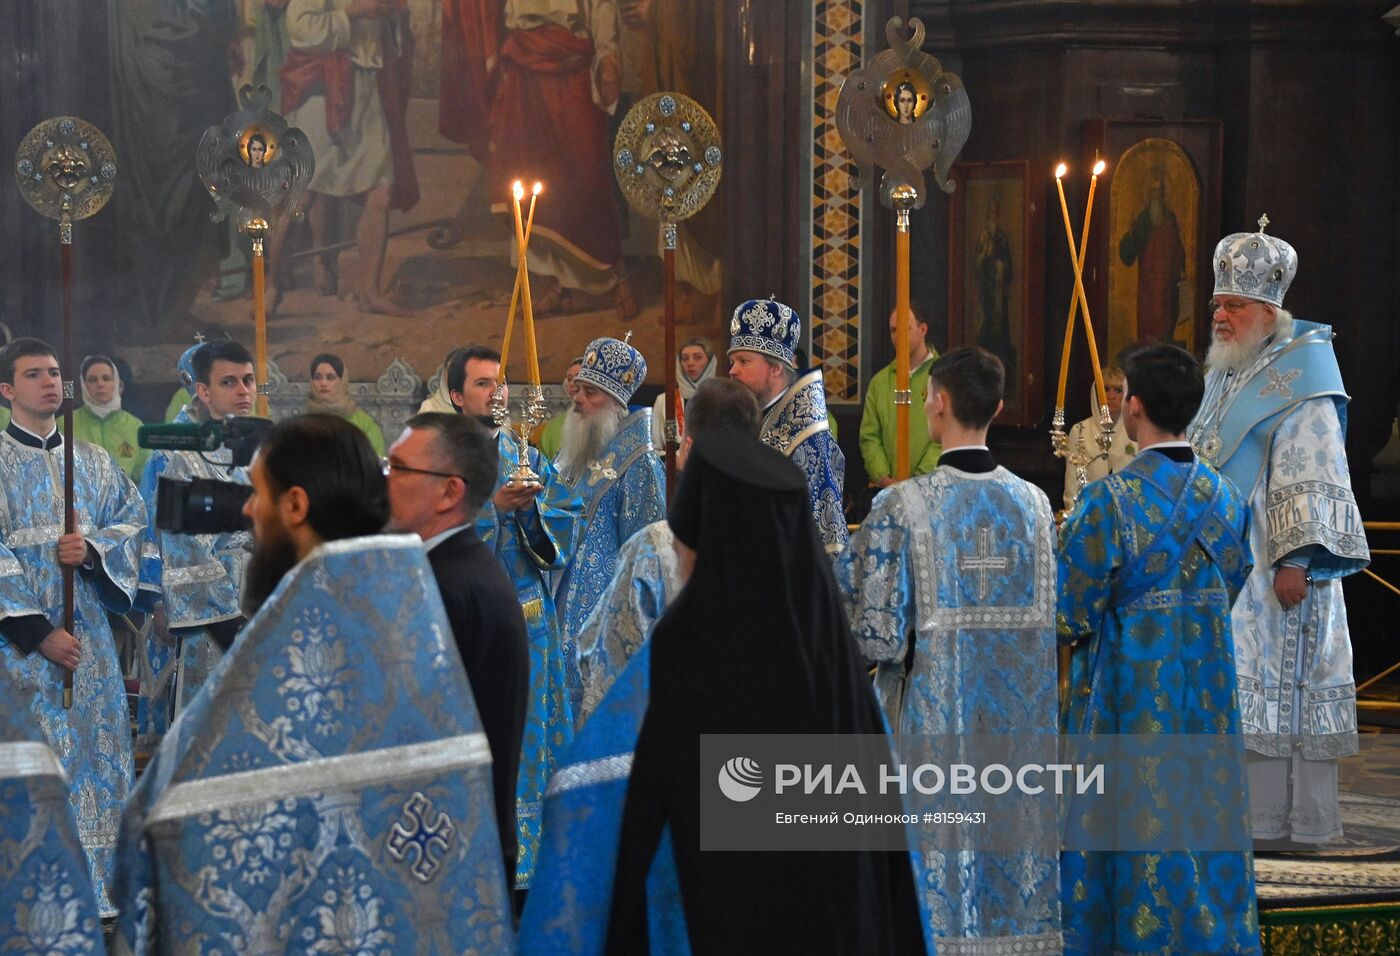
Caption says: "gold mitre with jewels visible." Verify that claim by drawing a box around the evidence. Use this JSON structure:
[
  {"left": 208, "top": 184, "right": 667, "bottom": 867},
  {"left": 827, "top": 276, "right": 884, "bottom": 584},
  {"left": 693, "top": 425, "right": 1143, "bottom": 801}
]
[{"left": 1212, "top": 214, "right": 1298, "bottom": 308}]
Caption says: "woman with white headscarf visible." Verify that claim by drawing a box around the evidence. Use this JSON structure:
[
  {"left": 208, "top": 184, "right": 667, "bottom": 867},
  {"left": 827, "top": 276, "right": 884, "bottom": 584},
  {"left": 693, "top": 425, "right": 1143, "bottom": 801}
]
[
  {"left": 651, "top": 338, "right": 718, "bottom": 455},
  {"left": 306, "top": 353, "right": 386, "bottom": 456},
  {"left": 74, "top": 355, "right": 149, "bottom": 480}
]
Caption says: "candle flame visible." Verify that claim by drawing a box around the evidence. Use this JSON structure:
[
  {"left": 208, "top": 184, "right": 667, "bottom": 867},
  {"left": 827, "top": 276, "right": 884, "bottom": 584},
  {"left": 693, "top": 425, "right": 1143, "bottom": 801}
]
[
  {"left": 1092, "top": 160, "right": 1106, "bottom": 176},
  {"left": 512, "top": 181, "right": 525, "bottom": 200},
  {"left": 1055, "top": 163, "right": 1068, "bottom": 179},
  {"left": 532, "top": 181, "right": 543, "bottom": 196}
]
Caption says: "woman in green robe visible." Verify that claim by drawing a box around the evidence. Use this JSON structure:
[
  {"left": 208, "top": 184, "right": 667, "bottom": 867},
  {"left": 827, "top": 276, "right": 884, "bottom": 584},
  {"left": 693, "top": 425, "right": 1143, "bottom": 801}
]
[
  {"left": 306, "top": 353, "right": 386, "bottom": 456},
  {"left": 74, "top": 355, "right": 149, "bottom": 481}
]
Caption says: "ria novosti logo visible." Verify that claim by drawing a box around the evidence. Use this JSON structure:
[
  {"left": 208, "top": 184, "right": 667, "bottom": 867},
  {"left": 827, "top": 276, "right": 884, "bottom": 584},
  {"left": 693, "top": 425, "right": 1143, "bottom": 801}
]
[{"left": 717, "top": 756, "right": 764, "bottom": 802}]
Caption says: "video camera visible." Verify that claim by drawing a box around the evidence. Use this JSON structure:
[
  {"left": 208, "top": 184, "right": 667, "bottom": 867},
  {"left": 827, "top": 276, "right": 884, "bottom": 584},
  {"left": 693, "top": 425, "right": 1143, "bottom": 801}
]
[{"left": 137, "top": 417, "right": 274, "bottom": 535}]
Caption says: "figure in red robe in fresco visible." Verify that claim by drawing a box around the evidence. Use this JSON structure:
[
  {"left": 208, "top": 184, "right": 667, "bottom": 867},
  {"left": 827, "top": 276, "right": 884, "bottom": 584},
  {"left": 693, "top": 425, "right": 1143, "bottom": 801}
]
[
  {"left": 1117, "top": 178, "right": 1186, "bottom": 345},
  {"left": 439, "top": 0, "right": 638, "bottom": 319}
]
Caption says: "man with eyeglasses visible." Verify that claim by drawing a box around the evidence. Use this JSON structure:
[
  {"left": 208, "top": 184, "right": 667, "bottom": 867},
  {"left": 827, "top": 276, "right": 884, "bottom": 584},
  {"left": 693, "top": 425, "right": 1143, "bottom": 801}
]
[
  {"left": 1187, "top": 218, "right": 1370, "bottom": 847},
  {"left": 385, "top": 412, "right": 529, "bottom": 896}
]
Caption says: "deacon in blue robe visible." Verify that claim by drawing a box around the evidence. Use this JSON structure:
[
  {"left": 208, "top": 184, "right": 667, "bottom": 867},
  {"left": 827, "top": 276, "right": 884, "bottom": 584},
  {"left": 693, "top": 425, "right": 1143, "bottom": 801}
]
[
  {"left": 111, "top": 535, "right": 515, "bottom": 955},
  {"left": 476, "top": 426, "right": 583, "bottom": 890},
  {"left": 555, "top": 337, "right": 667, "bottom": 707},
  {"left": 0, "top": 666, "right": 106, "bottom": 955},
  {"left": 0, "top": 421, "right": 146, "bottom": 916},
  {"left": 837, "top": 347, "right": 1060, "bottom": 954},
  {"left": 1061, "top": 345, "right": 1259, "bottom": 955},
  {"left": 134, "top": 406, "right": 250, "bottom": 746}
]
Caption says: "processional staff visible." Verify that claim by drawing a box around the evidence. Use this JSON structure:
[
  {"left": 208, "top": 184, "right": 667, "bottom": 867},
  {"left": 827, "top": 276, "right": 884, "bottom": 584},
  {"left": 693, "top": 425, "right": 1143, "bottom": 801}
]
[
  {"left": 196, "top": 85, "right": 315, "bottom": 416},
  {"left": 836, "top": 17, "right": 970, "bottom": 479},
  {"left": 613, "top": 93, "right": 723, "bottom": 493},
  {"left": 15, "top": 117, "right": 118, "bottom": 709}
]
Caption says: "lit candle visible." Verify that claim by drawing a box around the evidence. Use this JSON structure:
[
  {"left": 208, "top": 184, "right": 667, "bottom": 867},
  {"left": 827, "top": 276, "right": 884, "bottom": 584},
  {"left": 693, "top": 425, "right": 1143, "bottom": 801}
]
[
  {"left": 500, "top": 181, "right": 527, "bottom": 383},
  {"left": 517, "top": 181, "right": 543, "bottom": 387},
  {"left": 1053, "top": 161, "right": 1109, "bottom": 413},
  {"left": 1081, "top": 160, "right": 1109, "bottom": 413},
  {"left": 1053, "top": 164, "right": 1075, "bottom": 410}
]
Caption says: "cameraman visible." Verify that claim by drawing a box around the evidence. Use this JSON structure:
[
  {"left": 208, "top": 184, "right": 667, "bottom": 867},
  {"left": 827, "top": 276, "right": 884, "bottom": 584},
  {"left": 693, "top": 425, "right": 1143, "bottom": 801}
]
[{"left": 135, "top": 340, "right": 255, "bottom": 743}]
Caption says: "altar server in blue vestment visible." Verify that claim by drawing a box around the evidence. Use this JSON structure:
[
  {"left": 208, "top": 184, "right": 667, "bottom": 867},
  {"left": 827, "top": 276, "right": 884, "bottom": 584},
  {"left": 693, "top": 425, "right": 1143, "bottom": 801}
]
[
  {"left": 112, "top": 415, "right": 515, "bottom": 955},
  {"left": 135, "top": 340, "right": 256, "bottom": 746},
  {"left": 0, "top": 666, "right": 106, "bottom": 954},
  {"left": 574, "top": 378, "right": 760, "bottom": 724},
  {"left": 555, "top": 336, "right": 666, "bottom": 702},
  {"left": 0, "top": 337, "right": 147, "bottom": 916},
  {"left": 837, "top": 346, "right": 1062, "bottom": 954},
  {"left": 449, "top": 343, "right": 584, "bottom": 893},
  {"left": 1187, "top": 222, "right": 1368, "bottom": 845},
  {"left": 603, "top": 429, "right": 925, "bottom": 954},
  {"left": 1060, "top": 345, "right": 1260, "bottom": 955},
  {"left": 728, "top": 296, "right": 849, "bottom": 555}
]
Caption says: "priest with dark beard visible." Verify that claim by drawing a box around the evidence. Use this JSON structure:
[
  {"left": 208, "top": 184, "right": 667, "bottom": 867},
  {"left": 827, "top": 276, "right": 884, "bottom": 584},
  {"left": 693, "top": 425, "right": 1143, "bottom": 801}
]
[{"left": 112, "top": 415, "right": 517, "bottom": 953}]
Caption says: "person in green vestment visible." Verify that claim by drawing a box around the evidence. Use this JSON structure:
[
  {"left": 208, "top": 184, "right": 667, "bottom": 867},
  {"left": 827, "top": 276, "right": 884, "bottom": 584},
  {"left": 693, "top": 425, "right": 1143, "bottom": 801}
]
[
  {"left": 74, "top": 355, "right": 149, "bottom": 481},
  {"left": 859, "top": 306, "right": 941, "bottom": 488},
  {"left": 305, "top": 353, "right": 386, "bottom": 456}
]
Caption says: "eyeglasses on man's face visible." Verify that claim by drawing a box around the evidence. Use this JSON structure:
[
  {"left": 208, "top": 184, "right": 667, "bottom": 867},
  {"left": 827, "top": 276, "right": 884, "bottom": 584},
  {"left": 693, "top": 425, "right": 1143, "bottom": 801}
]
[
  {"left": 381, "top": 459, "right": 468, "bottom": 483},
  {"left": 1208, "top": 298, "right": 1254, "bottom": 316}
]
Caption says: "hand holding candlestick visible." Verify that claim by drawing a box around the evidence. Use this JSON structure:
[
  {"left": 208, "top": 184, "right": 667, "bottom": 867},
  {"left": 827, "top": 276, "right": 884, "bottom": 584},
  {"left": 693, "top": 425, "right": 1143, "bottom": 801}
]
[{"left": 493, "top": 180, "right": 548, "bottom": 487}]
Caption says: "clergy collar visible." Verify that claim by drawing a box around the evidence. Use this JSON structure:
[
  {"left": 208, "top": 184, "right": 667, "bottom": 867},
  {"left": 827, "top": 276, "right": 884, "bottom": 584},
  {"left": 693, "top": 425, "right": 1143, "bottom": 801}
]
[
  {"left": 6, "top": 419, "right": 62, "bottom": 451},
  {"left": 1140, "top": 440, "right": 1195, "bottom": 464},
  {"left": 937, "top": 445, "right": 995, "bottom": 474}
]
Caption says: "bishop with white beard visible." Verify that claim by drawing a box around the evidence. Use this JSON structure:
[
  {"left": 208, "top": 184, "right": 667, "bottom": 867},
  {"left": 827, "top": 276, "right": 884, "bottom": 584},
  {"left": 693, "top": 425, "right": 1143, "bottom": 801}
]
[
  {"left": 555, "top": 336, "right": 666, "bottom": 718},
  {"left": 1188, "top": 218, "right": 1369, "bottom": 846}
]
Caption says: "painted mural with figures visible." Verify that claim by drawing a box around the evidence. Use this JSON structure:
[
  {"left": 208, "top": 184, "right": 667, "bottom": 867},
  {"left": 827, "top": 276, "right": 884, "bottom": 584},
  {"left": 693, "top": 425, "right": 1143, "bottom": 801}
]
[{"left": 96, "top": 0, "right": 728, "bottom": 400}]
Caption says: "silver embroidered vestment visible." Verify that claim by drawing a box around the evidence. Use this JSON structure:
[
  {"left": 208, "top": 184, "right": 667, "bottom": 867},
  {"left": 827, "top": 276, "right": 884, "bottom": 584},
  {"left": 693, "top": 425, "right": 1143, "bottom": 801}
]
[
  {"left": 574, "top": 519, "right": 680, "bottom": 725},
  {"left": 836, "top": 465, "right": 1060, "bottom": 954},
  {"left": 111, "top": 535, "right": 515, "bottom": 954},
  {"left": 1189, "top": 322, "right": 1368, "bottom": 842},
  {"left": 135, "top": 413, "right": 250, "bottom": 744},
  {"left": 0, "top": 432, "right": 146, "bottom": 916},
  {"left": 761, "top": 370, "right": 848, "bottom": 555}
]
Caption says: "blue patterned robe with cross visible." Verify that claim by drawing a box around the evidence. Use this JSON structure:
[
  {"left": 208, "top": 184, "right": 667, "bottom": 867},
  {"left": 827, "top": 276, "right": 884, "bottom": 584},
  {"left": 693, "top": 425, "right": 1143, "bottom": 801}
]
[
  {"left": 110, "top": 536, "right": 515, "bottom": 955},
  {"left": 836, "top": 464, "right": 1061, "bottom": 955}
]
